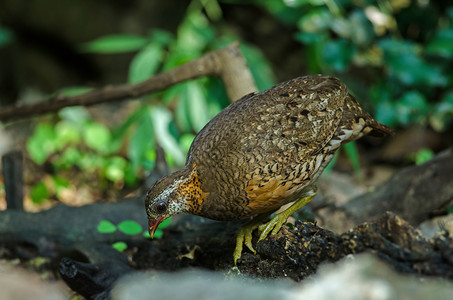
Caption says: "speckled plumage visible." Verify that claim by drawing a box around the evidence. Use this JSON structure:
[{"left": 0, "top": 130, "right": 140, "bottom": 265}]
[{"left": 145, "top": 75, "right": 392, "bottom": 227}]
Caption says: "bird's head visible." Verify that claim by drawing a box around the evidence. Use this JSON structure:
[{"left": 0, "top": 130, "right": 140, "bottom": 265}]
[{"left": 145, "top": 172, "right": 189, "bottom": 238}]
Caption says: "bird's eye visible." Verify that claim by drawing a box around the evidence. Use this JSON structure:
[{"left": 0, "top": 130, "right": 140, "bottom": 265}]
[{"left": 154, "top": 202, "right": 167, "bottom": 214}]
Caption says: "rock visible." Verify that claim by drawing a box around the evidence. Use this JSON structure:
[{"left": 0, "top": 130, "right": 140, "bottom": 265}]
[
  {"left": 112, "top": 254, "right": 453, "bottom": 300},
  {"left": 293, "top": 253, "right": 453, "bottom": 300},
  {"left": 111, "top": 269, "right": 292, "bottom": 300},
  {"left": 0, "top": 261, "right": 67, "bottom": 300}
]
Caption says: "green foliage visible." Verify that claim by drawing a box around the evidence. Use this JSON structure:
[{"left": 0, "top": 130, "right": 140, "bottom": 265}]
[
  {"left": 27, "top": 107, "right": 130, "bottom": 186},
  {"left": 25, "top": 0, "right": 276, "bottom": 191},
  {"left": 258, "top": 0, "right": 453, "bottom": 131}
]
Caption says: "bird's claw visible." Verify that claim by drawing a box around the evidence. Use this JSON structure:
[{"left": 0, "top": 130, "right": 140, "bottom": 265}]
[
  {"left": 233, "top": 222, "right": 260, "bottom": 264},
  {"left": 257, "top": 215, "right": 287, "bottom": 242}
]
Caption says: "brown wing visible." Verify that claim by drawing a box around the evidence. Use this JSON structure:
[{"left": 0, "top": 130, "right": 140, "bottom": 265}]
[{"left": 187, "top": 75, "right": 348, "bottom": 220}]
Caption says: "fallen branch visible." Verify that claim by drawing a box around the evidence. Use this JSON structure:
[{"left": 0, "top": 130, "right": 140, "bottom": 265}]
[
  {"left": 318, "top": 147, "right": 453, "bottom": 232},
  {"left": 0, "top": 42, "right": 256, "bottom": 122}
]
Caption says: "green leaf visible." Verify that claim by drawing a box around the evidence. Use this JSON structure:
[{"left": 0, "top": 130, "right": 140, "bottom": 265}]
[
  {"left": 343, "top": 142, "right": 361, "bottom": 177},
  {"left": 295, "top": 31, "right": 325, "bottom": 44},
  {"left": 97, "top": 220, "right": 117, "bottom": 234},
  {"left": 128, "top": 108, "right": 154, "bottom": 170},
  {"left": 370, "top": 83, "right": 398, "bottom": 126},
  {"left": 415, "top": 148, "right": 434, "bottom": 165},
  {"left": 112, "top": 106, "right": 148, "bottom": 142},
  {"left": 379, "top": 38, "right": 447, "bottom": 86},
  {"left": 347, "top": 10, "right": 374, "bottom": 46},
  {"left": 395, "top": 91, "right": 429, "bottom": 125},
  {"left": 30, "top": 182, "right": 49, "bottom": 204},
  {"left": 148, "top": 29, "right": 174, "bottom": 46},
  {"left": 186, "top": 82, "right": 210, "bottom": 132},
  {"left": 240, "top": 43, "right": 276, "bottom": 91},
  {"left": 78, "top": 153, "right": 105, "bottom": 171},
  {"left": 55, "top": 147, "right": 82, "bottom": 169},
  {"left": 158, "top": 217, "right": 172, "bottom": 229},
  {"left": 321, "top": 39, "right": 356, "bottom": 71},
  {"left": 58, "top": 106, "right": 91, "bottom": 125},
  {"left": 83, "top": 122, "right": 112, "bottom": 153},
  {"left": 322, "top": 152, "right": 338, "bottom": 178},
  {"left": 112, "top": 241, "right": 128, "bottom": 252},
  {"left": 128, "top": 43, "right": 163, "bottom": 83},
  {"left": 297, "top": 8, "right": 332, "bottom": 33},
  {"left": 143, "top": 231, "right": 152, "bottom": 239},
  {"left": 177, "top": 11, "right": 214, "bottom": 53},
  {"left": 26, "top": 123, "right": 57, "bottom": 164},
  {"left": 430, "top": 92, "right": 453, "bottom": 131},
  {"left": 175, "top": 85, "right": 193, "bottom": 132},
  {"left": 53, "top": 176, "right": 70, "bottom": 196},
  {"left": 426, "top": 28, "right": 453, "bottom": 58},
  {"left": 180, "top": 133, "right": 195, "bottom": 154},
  {"left": 105, "top": 156, "right": 128, "bottom": 181},
  {"left": 55, "top": 121, "right": 81, "bottom": 145},
  {"left": 117, "top": 220, "right": 143, "bottom": 235},
  {"left": 80, "top": 34, "right": 148, "bottom": 53},
  {"left": 150, "top": 107, "right": 185, "bottom": 165},
  {"left": 153, "top": 229, "right": 163, "bottom": 239}
]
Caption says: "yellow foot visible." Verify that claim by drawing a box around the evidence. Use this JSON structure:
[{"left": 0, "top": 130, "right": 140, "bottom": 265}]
[
  {"left": 233, "top": 193, "right": 316, "bottom": 264},
  {"left": 233, "top": 223, "right": 258, "bottom": 265},
  {"left": 233, "top": 213, "right": 270, "bottom": 265},
  {"left": 257, "top": 194, "right": 316, "bottom": 243}
]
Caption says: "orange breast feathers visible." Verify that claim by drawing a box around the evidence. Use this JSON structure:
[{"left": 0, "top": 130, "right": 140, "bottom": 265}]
[
  {"left": 244, "top": 176, "right": 300, "bottom": 215},
  {"left": 175, "top": 165, "right": 209, "bottom": 215}
]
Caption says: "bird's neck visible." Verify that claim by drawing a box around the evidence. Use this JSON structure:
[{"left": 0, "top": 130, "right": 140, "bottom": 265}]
[{"left": 172, "top": 164, "right": 208, "bottom": 215}]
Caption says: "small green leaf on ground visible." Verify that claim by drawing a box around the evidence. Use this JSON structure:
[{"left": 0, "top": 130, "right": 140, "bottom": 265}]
[
  {"left": 97, "top": 220, "right": 117, "bottom": 234},
  {"left": 112, "top": 241, "right": 128, "bottom": 252},
  {"left": 415, "top": 148, "right": 434, "bottom": 165},
  {"left": 159, "top": 217, "right": 172, "bottom": 229},
  {"left": 153, "top": 229, "right": 163, "bottom": 239},
  {"left": 117, "top": 220, "right": 143, "bottom": 235},
  {"left": 30, "top": 182, "right": 49, "bottom": 204}
]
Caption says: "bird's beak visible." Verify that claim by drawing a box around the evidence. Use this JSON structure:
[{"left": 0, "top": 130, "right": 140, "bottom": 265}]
[{"left": 148, "top": 216, "right": 165, "bottom": 238}]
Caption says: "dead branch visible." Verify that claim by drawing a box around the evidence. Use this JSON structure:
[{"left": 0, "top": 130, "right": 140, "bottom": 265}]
[
  {"left": 0, "top": 42, "right": 257, "bottom": 123},
  {"left": 318, "top": 147, "right": 453, "bottom": 232}
]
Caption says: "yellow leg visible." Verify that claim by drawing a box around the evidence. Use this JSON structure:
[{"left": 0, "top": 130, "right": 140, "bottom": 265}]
[
  {"left": 233, "top": 213, "right": 270, "bottom": 265},
  {"left": 233, "top": 193, "right": 316, "bottom": 264},
  {"left": 257, "top": 194, "right": 316, "bottom": 242}
]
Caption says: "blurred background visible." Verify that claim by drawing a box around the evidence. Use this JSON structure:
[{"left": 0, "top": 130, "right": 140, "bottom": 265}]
[{"left": 0, "top": 0, "right": 452, "bottom": 210}]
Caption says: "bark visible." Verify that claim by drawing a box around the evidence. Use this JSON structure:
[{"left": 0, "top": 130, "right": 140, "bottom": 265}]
[{"left": 318, "top": 147, "right": 453, "bottom": 233}]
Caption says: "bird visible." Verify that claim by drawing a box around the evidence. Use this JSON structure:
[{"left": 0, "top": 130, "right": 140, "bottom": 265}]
[{"left": 145, "top": 74, "right": 393, "bottom": 264}]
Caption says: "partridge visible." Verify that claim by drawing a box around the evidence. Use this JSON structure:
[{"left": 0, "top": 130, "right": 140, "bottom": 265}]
[{"left": 145, "top": 75, "right": 392, "bottom": 264}]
